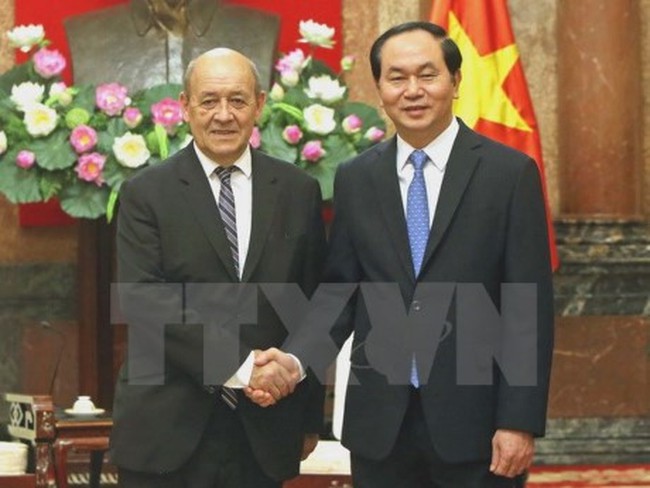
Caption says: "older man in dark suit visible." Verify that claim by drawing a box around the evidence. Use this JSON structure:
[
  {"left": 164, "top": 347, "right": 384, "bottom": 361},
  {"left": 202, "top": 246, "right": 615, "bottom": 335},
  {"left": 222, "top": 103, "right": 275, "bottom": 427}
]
[
  {"left": 111, "top": 48, "right": 326, "bottom": 488},
  {"left": 254, "top": 21, "right": 554, "bottom": 488}
]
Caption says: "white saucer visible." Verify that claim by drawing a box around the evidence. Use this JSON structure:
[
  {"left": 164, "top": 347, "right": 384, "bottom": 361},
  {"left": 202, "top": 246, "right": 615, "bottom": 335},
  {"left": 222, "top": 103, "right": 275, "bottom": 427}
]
[{"left": 64, "top": 408, "right": 105, "bottom": 418}]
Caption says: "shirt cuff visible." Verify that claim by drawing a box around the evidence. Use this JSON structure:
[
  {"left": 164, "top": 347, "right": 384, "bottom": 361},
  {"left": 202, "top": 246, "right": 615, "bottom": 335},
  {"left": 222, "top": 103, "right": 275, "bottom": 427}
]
[
  {"left": 223, "top": 351, "right": 255, "bottom": 388},
  {"left": 287, "top": 353, "right": 307, "bottom": 382}
]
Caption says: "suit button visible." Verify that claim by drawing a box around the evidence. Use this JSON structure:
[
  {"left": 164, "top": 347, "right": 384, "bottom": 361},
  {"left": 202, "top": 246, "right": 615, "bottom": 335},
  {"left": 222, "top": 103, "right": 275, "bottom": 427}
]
[{"left": 412, "top": 300, "right": 421, "bottom": 311}]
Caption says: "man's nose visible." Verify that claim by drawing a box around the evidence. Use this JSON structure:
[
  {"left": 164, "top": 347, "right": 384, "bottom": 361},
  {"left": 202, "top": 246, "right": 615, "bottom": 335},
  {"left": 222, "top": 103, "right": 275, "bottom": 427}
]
[
  {"left": 213, "top": 99, "right": 234, "bottom": 121},
  {"left": 404, "top": 76, "right": 423, "bottom": 97}
]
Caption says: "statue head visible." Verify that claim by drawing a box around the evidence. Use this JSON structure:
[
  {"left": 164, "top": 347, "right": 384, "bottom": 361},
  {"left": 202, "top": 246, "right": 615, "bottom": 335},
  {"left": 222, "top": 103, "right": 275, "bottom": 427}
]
[{"left": 131, "top": 0, "right": 219, "bottom": 36}]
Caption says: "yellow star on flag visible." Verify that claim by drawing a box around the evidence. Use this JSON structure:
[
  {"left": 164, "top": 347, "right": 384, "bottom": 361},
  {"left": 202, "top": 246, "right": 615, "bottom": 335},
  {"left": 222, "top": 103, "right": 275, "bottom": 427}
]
[{"left": 448, "top": 12, "right": 532, "bottom": 132}]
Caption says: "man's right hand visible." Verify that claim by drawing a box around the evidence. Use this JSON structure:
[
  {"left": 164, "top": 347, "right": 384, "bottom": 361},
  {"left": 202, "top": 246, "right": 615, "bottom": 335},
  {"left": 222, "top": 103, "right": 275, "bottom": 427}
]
[{"left": 245, "top": 348, "right": 301, "bottom": 407}]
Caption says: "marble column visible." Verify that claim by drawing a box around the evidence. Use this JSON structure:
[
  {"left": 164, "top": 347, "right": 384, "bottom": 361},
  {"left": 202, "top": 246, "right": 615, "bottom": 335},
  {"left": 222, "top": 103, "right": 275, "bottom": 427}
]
[{"left": 558, "top": 0, "right": 642, "bottom": 217}]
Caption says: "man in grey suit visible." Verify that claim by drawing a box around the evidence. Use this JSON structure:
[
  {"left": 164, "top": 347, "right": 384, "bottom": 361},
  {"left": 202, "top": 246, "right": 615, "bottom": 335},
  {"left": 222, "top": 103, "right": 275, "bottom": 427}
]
[
  {"left": 253, "top": 21, "right": 554, "bottom": 487},
  {"left": 112, "top": 48, "right": 325, "bottom": 488}
]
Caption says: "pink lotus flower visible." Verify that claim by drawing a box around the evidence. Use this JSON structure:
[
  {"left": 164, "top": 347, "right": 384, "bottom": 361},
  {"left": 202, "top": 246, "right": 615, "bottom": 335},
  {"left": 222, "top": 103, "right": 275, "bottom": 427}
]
[
  {"left": 33, "top": 47, "right": 66, "bottom": 78},
  {"left": 16, "top": 150, "right": 36, "bottom": 169},
  {"left": 275, "top": 48, "right": 306, "bottom": 75},
  {"left": 249, "top": 126, "right": 261, "bottom": 149},
  {"left": 69, "top": 125, "right": 98, "bottom": 154},
  {"left": 364, "top": 126, "right": 385, "bottom": 142},
  {"left": 282, "top": 125, "right": 303, "bottom": 145},
  {"left": 123, "top": 107, "right": 143, "bottom": 129},
  {"left": 75, "top": 152, "right": 106, "bottom": 186},
  {"left": 96, "top": 83, "right": 128, "bottom": 116},
  {"left": 301, "top": 140, "right": 326, "bottom": 163},
  {"left": 151, "top": 98, "right": 183, "bottom": 133},
  {"left": 342, "top": 114, "right": 363, "bottom": 134}
]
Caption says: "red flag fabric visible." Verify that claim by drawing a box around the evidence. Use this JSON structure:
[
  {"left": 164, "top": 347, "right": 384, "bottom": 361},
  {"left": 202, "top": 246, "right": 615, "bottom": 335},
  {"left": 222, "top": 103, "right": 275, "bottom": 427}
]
[{"left": 431, "top": 0, "right": 559, "bottom": 270}]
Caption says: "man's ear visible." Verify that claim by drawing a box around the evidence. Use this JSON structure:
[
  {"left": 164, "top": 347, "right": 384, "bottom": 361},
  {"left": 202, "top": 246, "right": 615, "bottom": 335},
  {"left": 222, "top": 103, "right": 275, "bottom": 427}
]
[
  {"left": 180, "top": 91, "right": 190, "bottom": 122},
  {"left": 452, "top": 70, "right": 462, "bottom": 98}
]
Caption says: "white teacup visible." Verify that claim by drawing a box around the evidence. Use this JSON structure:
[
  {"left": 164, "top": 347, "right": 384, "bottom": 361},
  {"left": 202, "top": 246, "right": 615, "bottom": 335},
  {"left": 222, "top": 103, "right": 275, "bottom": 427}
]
[{"left": 72, "top": 395, "right": 96, "bottom": 413}]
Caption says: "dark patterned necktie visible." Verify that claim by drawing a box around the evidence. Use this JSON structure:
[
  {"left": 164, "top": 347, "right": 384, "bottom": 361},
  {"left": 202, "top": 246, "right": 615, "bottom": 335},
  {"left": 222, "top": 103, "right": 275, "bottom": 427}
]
[
  {"left": 214, "top": 165, "right": 239, "bottom": 409},
  {"left": 214, "top": 166, "right": 239, "bottom": 277}
]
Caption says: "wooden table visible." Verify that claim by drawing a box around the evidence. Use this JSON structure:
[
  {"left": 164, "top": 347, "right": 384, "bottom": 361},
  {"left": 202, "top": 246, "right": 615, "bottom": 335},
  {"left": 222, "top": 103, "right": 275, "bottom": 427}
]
[
  {"left": 5, "top": 393, "right": 112, "bottom": 488},
  {"left": 0, "top": 474, "right": 36, "bottom": 488}
]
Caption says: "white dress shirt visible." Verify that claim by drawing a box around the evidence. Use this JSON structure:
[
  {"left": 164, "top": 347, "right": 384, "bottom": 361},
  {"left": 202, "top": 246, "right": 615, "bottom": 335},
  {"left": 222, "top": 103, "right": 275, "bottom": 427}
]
[
  {"left": 396, "top": 117, "right": 459, "bottom": 226},
  {"left": 195, "top": 143, "right": 253, "bottom": 279},
  {"left": 193, "top": 142, "right": 255, "bottom": 387}
]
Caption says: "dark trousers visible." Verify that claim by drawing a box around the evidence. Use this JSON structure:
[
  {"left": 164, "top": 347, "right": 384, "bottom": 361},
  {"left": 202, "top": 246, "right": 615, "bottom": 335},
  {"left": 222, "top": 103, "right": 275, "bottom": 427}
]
[
  {"left": 351, "top": 389, "right": 526, "bottom": 488},
  {"left": 118, "top": 399, "right": 280, "bottom": 488}
]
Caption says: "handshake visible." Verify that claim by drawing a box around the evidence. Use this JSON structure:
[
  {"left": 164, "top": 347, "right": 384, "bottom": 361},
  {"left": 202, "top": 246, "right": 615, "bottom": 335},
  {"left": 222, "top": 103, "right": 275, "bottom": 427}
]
[{"left": 245, "top": 348, "right": 302, "bottom": 408}]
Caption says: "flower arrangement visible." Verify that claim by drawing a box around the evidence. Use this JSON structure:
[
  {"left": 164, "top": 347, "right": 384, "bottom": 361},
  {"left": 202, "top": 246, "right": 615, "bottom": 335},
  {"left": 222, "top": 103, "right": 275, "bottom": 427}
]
[
  {"left": 256, "top": 20, "right": 386, "bottom": 200},
  {"left": 0, "top": 20, "right": 385, "bottom": 219}
]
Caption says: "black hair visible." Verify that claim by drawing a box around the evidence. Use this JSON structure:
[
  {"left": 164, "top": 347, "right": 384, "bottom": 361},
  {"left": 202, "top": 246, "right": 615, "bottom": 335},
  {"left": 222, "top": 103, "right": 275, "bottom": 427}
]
[{"left": 369, "top": 21, "right": 462, "bottom": 82}]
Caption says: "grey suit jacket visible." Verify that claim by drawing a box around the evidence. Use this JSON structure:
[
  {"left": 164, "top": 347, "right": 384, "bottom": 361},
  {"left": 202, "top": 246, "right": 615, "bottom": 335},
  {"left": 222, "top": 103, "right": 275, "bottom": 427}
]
[
  {"left": 110, "top": 144, "right": 326, "bottom": 480},
  {"left": 294, "top": 119, "right": 554, "bottom": 463}
]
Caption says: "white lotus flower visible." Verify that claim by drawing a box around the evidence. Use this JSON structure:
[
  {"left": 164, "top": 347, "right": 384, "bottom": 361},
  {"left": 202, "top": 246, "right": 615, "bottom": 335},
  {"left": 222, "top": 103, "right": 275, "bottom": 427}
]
[
  {"left": 298, "top": 20, "right": 335, "bottom": 49},
  {"left": 303, "top": 104, "right": 336, "bottom": 135},
  {"left": 6, "top": 24, "right": 45, "bottom": 52},
  {"left": 113, "top": 132, "right": 151, "bottom": 168},
  {"left": 280, "top": 69, "right": 300, "bottom": 87},
  {"left": 10, "top": 81, "right": 45, "bottom": 112},
  {"left": 24, "top": 103, "right": 58, "bottom": 137},
  {"left": 269, "top": 83, "right": 285, "bottom": 102},
  {"left": 304, "top": 75, "right": 346, "bottom": 104},
  {"left": 0, "top": 131, "right": 7, "bottom": 155}
]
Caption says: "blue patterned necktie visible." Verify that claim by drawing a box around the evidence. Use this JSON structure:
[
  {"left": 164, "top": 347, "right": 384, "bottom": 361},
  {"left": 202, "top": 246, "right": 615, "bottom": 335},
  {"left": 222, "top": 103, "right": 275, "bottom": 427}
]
[
  {"left": 406, "top": 149, "right": 430, "bottom": 388},
  {"left": 214, "top": 165, "right": 239, "bottom": 409}
]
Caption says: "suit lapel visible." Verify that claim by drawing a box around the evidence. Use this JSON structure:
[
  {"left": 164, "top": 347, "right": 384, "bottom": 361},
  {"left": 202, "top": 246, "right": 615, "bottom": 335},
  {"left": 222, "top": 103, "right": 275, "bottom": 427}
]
[
  {"left": 422, "top": 120, "right": 482, "bottom": 268},
  {"left": 241, "top": 150, "right": 280, "bottom": 282},
  {"left": 369, "top": 138, "right": 415, "bottom": 281},
  {"left": 176, "top": 146, "right": 239, "bottom": 281}
]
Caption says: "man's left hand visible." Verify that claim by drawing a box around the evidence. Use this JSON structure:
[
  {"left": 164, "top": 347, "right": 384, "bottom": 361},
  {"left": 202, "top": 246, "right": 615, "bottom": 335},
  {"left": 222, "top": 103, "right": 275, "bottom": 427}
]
[{"left": 489, "top": 429, "right": 534, "bottom": 478}]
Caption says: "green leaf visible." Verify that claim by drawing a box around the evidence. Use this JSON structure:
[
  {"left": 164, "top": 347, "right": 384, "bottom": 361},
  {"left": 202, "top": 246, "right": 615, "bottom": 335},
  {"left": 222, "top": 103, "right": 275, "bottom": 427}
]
[
  {"left": 0, "top": 155, "right": 42, "bottom": 203},
  {"left": 303, "top": 135, "right": 356, "bottom": 200},
  {"left": 0, "top": 63, "right": 34, "bottom": 94},
  {"left": 39, "top": 170, "right": 66, "bottom": 200},
  {"left": 305, "top": 59, "right": 337, "bottom": 78},
  {"left": 31, "top": 130, "right": 77, "bottom": 170},
  {"left": 138, "top": 84, "right": 183, "bottom": 116},
  {"left": 260, "top": 122, "right": 298, "bottom": 163},
  {"left": 71, "top": 84, "right": 97, "bottom": 113},
  {"left": 281, "top": 87, "right": 311, "bottom": 110},
  {"left": 272, "top": 102, "right": 304, "bottom": 123},
  {"left": 102, "top": 156, "right": 133, "bottom": 192},
  {"left": 59, "top": 180, "right": 110, "bottom": 219},
  {"left": 106, "top": 189, "right": 119, "bottom": 223},
  {"left": 155, "top": 124, "right": 169, "bottom": 159}
]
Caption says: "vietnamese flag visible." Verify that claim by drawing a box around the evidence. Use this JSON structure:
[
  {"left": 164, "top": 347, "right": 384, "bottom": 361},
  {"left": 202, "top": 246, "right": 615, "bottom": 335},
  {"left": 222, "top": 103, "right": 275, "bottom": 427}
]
[{"left": 431, "top": 0, "right": 559, "bottom": 271}]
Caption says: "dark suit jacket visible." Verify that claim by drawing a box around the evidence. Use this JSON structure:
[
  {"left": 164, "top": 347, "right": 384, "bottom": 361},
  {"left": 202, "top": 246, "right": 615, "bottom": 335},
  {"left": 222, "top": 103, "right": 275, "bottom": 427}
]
[
  {"left": 296, "top": 119, "right": 554, "bottom": 463},
  {"left": 110, "top": 144, "right": 326, "bottom": 481}
]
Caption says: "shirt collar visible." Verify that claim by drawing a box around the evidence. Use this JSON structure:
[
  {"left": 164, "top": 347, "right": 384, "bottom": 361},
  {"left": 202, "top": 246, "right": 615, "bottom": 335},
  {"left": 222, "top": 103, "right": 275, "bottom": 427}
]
[
  {"left": 193, "top": 142, "right": 253, "bottom": 180},
  {"left": 396, "top": 117, "right": 459, "bottom": 172}
]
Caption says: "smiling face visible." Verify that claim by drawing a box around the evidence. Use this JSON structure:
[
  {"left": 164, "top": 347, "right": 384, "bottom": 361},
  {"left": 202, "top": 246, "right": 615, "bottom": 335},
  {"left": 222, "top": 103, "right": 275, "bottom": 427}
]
[
  {"left": 180, "top": 49, "right": 265, "bottom": 166},
  {"left": 376, "top": 29, "right": 461, "bottom": 148}
]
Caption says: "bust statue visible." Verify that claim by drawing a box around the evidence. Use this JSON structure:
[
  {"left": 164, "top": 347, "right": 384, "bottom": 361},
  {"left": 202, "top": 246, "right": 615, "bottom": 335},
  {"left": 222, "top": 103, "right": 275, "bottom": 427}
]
[{"left": 64, "top": 0, "right": 279, "bottom": 91}]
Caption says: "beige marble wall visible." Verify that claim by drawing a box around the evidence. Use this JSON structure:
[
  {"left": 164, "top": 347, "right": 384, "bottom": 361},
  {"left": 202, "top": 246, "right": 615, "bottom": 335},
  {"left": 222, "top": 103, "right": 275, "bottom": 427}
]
[
  {"left": 0, "top": 0, "right": 14, "bottom": 73},
  {"left": 642, "top": 0, "right": 650, "bottom": 217},
  {"left": 508, "top": 0, "right": 559, "bottom": 217}
]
